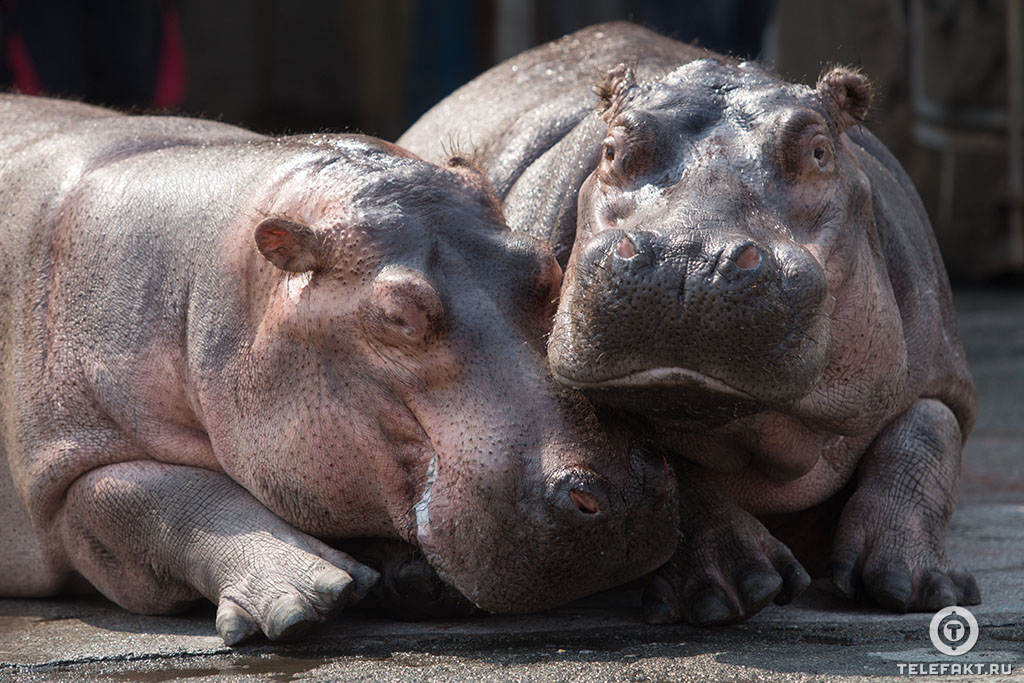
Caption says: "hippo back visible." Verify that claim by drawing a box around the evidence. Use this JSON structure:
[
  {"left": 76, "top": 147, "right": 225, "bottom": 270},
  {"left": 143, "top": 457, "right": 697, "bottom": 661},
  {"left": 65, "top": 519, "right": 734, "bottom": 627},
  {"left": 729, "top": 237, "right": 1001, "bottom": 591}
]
[{"left": 399, "top": 22, "right": 710, "bottom": 265}]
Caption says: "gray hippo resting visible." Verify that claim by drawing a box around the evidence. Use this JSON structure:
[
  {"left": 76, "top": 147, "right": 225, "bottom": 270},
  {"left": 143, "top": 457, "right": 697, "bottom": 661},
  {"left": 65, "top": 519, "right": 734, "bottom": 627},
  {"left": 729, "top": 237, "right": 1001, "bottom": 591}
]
[
  {"left": 0, "top": 94, "right": 678, "bottom": 643},
  {"left": 400, "top": 22, "right": 978, "bottom": 624}
]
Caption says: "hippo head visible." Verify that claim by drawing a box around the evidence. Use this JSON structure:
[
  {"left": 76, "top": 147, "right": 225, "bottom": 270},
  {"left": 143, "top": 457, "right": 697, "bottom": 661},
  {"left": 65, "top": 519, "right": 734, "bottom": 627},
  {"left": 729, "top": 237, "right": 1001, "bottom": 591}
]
[
  {"left": 550, "top": 60, "right": 875, "bottom": 428},
  {"left": 213, "top": 136, "right": 677, "bottom": 613}
]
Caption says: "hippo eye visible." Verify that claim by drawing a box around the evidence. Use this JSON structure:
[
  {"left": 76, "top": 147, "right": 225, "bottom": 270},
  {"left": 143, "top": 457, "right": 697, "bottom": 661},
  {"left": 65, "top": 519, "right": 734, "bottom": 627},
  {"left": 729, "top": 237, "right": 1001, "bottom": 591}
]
[
  {"left": 365, "top": 268, "right": 446, "bottom": 350},
  {"left": 809, "top": 134, "right": 833, "bottom": 171},
  {"left": 599, "top": 134, "right": 626, "bottom": 185},
  {"left": 777, "top": 109, "right": 834, "bottom": 179},
  {"left": 603, "top": 139, "right": 616, "bottom": 161}
]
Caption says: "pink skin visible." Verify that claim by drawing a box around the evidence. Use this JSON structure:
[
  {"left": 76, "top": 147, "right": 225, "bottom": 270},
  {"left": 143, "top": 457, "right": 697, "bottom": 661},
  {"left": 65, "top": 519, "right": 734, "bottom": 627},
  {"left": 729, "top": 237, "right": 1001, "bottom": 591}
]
[{"left": 0, "top": 95, "right": 678, "bottom": 644}]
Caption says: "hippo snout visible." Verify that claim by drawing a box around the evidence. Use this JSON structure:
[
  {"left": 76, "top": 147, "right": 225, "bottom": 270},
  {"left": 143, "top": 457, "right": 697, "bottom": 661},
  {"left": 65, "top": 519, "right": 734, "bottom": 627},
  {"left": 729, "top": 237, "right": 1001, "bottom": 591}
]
[{"left": 551, "top": 227, "right": 832, "bottom": 413}]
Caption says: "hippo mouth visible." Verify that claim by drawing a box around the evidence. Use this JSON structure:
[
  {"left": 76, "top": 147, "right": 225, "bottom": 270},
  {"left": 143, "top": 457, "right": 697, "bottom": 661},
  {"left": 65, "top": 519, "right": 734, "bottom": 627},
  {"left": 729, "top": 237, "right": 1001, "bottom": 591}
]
[
  {"left": 556, "top": 366, "right": 763, "bottom": 428},
  {"left": 564, "top": 366, "right": 753, "bottom": 395}
]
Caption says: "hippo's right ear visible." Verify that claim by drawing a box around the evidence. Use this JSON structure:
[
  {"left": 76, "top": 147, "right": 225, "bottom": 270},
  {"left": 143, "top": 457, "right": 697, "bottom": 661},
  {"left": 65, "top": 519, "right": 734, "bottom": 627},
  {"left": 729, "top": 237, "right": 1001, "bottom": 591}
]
[
  {"left": 254, "top": 217, "right": 325, "bottom": 272},
  {"left": 595, "top": 63, "right": 637, "bottom": 121},
  {"left": 817, "top": 67, "right": 872, "bottom": 132}
]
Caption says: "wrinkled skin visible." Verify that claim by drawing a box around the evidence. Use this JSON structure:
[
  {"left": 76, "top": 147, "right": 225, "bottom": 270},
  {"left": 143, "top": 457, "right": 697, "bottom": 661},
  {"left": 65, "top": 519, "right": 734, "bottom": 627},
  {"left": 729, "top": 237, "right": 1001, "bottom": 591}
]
[
  {"left": 0, "top": 94, "right": 678, "bottom": 644},
  {"left": 400, "top": 22, "right": 979, "bottom": 624}
]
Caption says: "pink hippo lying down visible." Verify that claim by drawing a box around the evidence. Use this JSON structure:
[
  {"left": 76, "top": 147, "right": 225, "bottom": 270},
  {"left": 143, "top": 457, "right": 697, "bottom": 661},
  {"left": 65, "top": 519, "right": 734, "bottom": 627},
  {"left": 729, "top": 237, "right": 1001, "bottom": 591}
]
[{"left": 0, "top": 94, "right": 678, "bottom": 644}]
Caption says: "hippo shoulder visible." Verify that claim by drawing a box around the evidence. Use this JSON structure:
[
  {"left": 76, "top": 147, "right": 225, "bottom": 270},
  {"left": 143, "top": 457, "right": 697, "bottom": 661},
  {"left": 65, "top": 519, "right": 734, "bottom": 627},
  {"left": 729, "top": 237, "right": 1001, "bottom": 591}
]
[{"left": 845, "top": 126, "right": 976, "bottom": 434}]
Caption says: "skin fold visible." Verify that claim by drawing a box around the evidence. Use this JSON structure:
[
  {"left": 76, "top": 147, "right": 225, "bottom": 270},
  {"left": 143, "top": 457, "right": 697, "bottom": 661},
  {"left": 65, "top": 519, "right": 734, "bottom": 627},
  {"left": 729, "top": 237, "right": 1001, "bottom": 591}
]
[{"left": 400, "top": 21, "right": 979, "bottom": 625}]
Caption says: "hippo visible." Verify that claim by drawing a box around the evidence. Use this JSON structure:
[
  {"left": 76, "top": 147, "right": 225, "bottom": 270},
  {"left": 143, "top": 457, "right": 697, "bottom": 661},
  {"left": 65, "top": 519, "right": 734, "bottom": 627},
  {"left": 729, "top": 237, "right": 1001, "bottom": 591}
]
[
  {"left": 399, "top": 22, "right": 979, "bottom": 625},
  {"left": 0, "top": 93, "right": 678, "bottom": 644}
]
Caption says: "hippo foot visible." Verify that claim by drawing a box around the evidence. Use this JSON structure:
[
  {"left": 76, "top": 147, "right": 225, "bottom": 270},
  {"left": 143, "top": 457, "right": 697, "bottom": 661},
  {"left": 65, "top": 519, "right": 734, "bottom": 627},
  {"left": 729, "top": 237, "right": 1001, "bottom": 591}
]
[
  {"left": 642, "top": 496, "right": 810, "bottom": 625},
  {"left": 827, "top": 399, "right": 981, "bottom": 613},
  {"left": 212, "top": 533, "right": 380, "bottom": 645},
  {"left": 828, "top": 490, "right": 980, "bottom": 612},
  {"left": 56, "top": 462, "right": 381, "bottom": 646}
]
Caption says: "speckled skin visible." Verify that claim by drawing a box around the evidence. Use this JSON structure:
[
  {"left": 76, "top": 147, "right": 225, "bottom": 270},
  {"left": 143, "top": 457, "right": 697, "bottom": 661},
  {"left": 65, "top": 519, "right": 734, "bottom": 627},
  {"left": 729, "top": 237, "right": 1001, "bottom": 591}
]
[
  {"left": 400, "top": 22, "right": 979, "bottom": 624},
  {"left": 0, "top": 94, "right": 678, "bottom": 643}
]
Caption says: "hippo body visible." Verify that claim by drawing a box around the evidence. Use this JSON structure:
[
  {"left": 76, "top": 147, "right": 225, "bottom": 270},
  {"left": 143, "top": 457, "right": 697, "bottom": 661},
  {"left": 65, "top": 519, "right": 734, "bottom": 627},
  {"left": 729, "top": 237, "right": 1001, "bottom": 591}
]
[
  {"left": 400, "top": 22, "right": 979, "bottom": 624},
  {"left": 0, "top": 94, "right": 677, "bottom": 643}
]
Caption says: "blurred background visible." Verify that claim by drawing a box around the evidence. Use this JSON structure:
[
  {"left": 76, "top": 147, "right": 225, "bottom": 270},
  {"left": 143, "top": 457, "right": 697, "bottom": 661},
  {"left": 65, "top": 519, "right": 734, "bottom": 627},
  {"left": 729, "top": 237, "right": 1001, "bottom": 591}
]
[{"left": 1, "top": 0, "right": 1019, "bottom": 282}]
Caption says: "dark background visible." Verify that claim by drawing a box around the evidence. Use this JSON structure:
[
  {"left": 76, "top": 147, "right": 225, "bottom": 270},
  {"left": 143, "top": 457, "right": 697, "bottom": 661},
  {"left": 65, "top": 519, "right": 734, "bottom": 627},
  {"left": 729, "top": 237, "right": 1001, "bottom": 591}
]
[{"left": 1, "top": 0, "right": 1018, "bottom": 281}]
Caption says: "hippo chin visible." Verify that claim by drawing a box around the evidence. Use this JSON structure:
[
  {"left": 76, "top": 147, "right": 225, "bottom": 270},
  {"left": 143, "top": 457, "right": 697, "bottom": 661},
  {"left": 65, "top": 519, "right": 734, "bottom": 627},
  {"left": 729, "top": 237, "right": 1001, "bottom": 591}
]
[
  {"left": 0, "top": 93, "right": 678, "bottom": 644},
  {"left": 400, "top": 21, "right": 978, "bottom": 625}
]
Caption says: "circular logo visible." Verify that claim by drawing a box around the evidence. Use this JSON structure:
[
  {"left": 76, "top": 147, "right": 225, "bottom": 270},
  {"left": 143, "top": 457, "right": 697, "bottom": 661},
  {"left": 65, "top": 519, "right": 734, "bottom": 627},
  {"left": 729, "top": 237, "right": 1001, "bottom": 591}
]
[{"left": 929, "top": 606, "right": 979, "bottom": 656}]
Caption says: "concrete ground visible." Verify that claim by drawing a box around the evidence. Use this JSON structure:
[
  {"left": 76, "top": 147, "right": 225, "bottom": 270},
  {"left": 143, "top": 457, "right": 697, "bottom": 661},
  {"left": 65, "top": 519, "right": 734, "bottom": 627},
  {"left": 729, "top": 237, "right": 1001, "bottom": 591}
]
[{"left": 1, "top": 288, "right": 1022, "bottom": 682}]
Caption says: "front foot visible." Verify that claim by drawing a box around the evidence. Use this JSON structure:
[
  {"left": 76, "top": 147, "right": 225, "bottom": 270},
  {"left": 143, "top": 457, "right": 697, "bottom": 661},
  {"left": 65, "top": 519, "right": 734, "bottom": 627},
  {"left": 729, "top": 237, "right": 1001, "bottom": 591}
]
[
  {"left": 211, "top": 530, "right": 381, "bottom": 645},
  {"left": 828, "top": 487, "right": 980, "bottom": 613},
  {"left": 827, "top": 399, "right": 980, "bottom": 613},
  {"left": 59, "top": 462, "right": 380, "bottom": 646},
  {"left": 642, "top": 487, "right": 810, "bottom": 625}
]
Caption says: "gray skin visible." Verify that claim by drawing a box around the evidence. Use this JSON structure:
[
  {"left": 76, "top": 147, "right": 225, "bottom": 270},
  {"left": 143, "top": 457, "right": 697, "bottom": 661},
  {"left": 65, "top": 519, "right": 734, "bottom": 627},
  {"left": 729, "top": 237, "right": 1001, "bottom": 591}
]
[
  {"left": 0, "top": 94, "right": 678, "bottom": 644},
  {"left": 400, "top": 22, "right": 979, "bottom": 625}
]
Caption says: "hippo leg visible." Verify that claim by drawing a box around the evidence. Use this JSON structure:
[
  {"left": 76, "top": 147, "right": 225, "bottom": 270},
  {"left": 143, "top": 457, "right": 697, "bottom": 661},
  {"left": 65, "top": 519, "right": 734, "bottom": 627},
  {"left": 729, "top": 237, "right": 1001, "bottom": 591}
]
[
  {"left": 643, "top": 465, "right": 811, "bottom": 625},
  {"left": 829, "top": 399, "right": 981, "bottom": 611},
  {"left": 58, "top": 461, "right": 379, "bottom": 644}
]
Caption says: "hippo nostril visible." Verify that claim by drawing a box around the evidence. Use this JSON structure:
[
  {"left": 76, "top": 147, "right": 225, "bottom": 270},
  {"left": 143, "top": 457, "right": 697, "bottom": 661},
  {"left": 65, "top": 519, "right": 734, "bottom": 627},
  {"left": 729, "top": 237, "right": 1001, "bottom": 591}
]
[
  {"left": 616, "top": 234, "right": 637, "bottom": 259},
  {"left": 550, "top": 469, "right": 609, "bottom": 519},
  {"left": 716, "top": 242, "right": 764, "bottom": 283},
  {"left": 569, "top": 488, "right": 601, "bottom": 515},
  {"left": 735, "top": 244, "right": 761, "bottom": 270}
]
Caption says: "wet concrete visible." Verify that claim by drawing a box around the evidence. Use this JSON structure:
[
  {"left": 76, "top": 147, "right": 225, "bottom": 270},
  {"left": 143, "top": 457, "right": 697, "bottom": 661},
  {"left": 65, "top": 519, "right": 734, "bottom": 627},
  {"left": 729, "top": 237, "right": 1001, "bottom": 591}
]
[{"left": 1, "top": 288, "right": 1022, "bottom": 682}]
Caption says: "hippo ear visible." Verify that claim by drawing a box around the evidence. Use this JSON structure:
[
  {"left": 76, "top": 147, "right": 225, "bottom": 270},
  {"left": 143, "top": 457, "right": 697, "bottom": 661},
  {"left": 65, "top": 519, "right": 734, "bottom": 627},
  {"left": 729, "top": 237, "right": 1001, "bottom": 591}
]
[
  {"left": 817, "top": 67, "right": 872, "bottom": 131},
  {"left": 254, "top": 217, "right": 324, "bottom": 272},
  {"left": 595, "top": 63, "right": 637, "bottom": 121}
]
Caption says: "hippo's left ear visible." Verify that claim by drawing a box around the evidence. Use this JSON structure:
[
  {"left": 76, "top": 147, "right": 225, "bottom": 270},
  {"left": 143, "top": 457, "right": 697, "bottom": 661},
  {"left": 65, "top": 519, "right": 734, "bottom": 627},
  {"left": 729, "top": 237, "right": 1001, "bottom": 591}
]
[
  {"left": 254, "top": 217, "right": 326, "bottom": 272},
  {"left": 817, "top": 67, "right": 872, "bottom": 131},
  {"left": 595, "top": 63, "right": 637, "bottom": 121}
]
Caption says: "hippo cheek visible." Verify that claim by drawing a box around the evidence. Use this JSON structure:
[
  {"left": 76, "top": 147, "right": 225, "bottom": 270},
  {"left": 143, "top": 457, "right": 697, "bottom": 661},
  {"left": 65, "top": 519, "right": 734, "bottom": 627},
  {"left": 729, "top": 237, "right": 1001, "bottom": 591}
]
[{"left": 549, "top": 229, "right": 833, "bottom": 417}]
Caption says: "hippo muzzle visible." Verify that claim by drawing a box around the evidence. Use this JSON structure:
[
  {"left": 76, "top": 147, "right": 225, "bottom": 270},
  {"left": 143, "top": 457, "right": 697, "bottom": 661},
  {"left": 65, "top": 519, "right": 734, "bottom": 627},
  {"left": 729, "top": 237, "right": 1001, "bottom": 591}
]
[
  {"left": 407, "top": 388, "right": 679, "bottom": 613},
  {"left": 549, "top": 215, "right": 832, "bottom": 423}
]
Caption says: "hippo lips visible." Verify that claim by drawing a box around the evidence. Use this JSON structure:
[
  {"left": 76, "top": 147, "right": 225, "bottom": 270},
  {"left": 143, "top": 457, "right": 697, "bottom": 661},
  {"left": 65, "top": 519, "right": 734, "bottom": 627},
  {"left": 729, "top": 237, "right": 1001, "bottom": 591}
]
[
  {"left": 559, "top": 366, "right": 753, "bottom": 396},
  {"left": 556, "top": 366, "right": 763, "bottom": 427}
]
